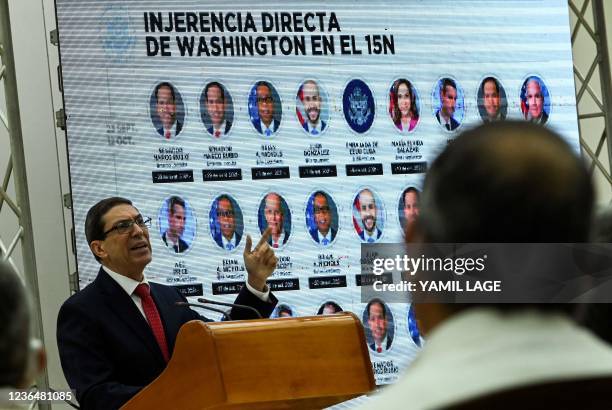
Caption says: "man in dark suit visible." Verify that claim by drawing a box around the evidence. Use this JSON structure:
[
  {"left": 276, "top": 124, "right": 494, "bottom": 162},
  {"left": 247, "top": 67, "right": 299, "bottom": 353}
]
[
  {"left": 57, "top": 197, "right": 278, "bottom": 409},
  {"left": 161, "top": 196, "right": 189, "bottom": 253},
  {"left": 524, "top": 77, "right": 549, "bottom": 125},
  {"left": 435, "top": 78, "right": 460, "bottom": 131},
  {"left": 212, "top": 195, "right": 242, "bottom": 251},
  {"left": 262, "top": 193, "right": 289, "bottom": 248},
  {"left": 308, "top": 191, "right": 336, "bottom": 245},
  {"left": 300, "top": 80, "right": 327, "bottom": 135},
  {"left": 366, "top": 298, "right": 392, "bottom": 353},
  {"left": 252, "top": 81, "right": 280, "bottom": 136},
  {"left": 204, "top": 82, "right": 232, "bottom": 138},
  {"left": 356, "top": 189, "right": 382, "bottom": 243},
  {"left": 154, "top": 82, "right": 183, "bottom": 139}
]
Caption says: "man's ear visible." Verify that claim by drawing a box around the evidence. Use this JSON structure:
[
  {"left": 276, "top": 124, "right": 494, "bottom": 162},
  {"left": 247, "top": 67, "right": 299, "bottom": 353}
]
[{"left": 90, "top": 240, "right": 107, "bottom": 260}]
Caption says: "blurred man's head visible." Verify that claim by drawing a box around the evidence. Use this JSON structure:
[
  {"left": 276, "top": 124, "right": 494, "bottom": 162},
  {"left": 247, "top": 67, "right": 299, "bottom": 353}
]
[
  {"left": 440, "top": 78, "right": 457, "bottom": 118},
  {"left": 367, "top": 299, "right": 388, "bottom": 346},
  {"left": 217, "top": 196, "right": 236, "bottom": 241},
  {"left": 525, "top": 78, "right": 544, "bottom": 120},
  {"left": 256, "top": 82, "right": 275, "bottom": 127},
  {"left": 413, "top": 121, "right": 593, "bottom": 332},
  {"left": 358, "top": 189, "right": 378, "bottom": 235},
  {"left": 403, "top": 188, "right": 420, "bottom": 226},
  {"left": 419, "top": 121, "right": 592, "bottom": 243},
  {"left": 313, "top": 192, "right": 331, "bottom": 236},
  {"left": 0, "top": 261, "right": 43, "bottom": 388},
  {"left": 205, "top": 82, "right": 226, "bottom": 129},
  {"left": 155, "top": 82, "right": 177, "bottom": 130},
  {"left": 302, "top": 80, "right": 322, "bottom": 126},
  {"left": 167, "top": 196, "right": 186, "bottom": 239},
  {"left": 264, "top": 193, "right": 284, "bottom": 239}
]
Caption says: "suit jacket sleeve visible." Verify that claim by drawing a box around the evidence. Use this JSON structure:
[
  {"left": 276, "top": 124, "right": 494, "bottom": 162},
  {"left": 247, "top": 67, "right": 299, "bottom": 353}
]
[
  {"left": 57, "top": 301, "right": 143, "bottom": 410},
  {"left": 230, "top": 284, "right": 278, "bottom": 320}
]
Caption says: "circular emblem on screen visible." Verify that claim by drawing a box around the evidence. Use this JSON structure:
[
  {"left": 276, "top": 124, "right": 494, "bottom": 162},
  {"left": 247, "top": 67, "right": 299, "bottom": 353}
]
[
  {"left": 343, "top": 79, "right": 375, "bottom": 134},
  {"left": 100, "top": 5, "right": 135, "bottom": 63}
]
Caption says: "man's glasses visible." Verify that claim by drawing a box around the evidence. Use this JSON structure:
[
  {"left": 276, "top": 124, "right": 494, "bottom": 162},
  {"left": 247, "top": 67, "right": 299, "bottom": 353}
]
[
  {"left": 257, "top": 96, "right": 273, "bottom": 104},
  {"left": 103, "top": 216, "right": 151, "bottom": 237},
  {"left": 314, "top": 206, "right": 330, "bottom": 214}
]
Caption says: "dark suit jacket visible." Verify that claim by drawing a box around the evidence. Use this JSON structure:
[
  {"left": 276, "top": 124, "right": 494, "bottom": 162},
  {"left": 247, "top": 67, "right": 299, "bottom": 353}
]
[
  {"left": 435, "top": 111, "right": 459, "bottom": 131},
  {"left": 252, "top": 118, "right": 280, "bottom": 135},
  {"left": 369, "top": 337, "right": 392, "bottom": 352},
  {"left": 308, "top": 226, "right": 336, "bottom": 244},
  {"left": 156, "top": 120, "right": 183, "bottom": 138},
  {"left": 161, "top": 231, "right": 189, "bottom": 253},
  {"left": 358, "top": 228, "right": 382, "bottom": 242},
  {"left": 301, "top": 120, "right": 327, "bottom": 134},
  {"left": 212, "top": 230, "right": 242, "bottom": 249},
  {"left": 57, "top": 268, "right": 277, "bottom": 410},
  {"left": 206, "top": 120, "right": 232, "bottom": 136}
]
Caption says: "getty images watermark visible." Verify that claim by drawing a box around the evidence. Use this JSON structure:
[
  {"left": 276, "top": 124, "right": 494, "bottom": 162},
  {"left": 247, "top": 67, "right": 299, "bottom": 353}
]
[{"left": 360, "top": 243, "right": 612, "bottom": 303}]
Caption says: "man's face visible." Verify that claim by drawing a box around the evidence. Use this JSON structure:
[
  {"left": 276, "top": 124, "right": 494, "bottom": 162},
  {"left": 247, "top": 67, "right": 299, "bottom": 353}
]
[
  {"left": 217, "top": 198, "right": 236, "bottom": 241},
  {"left": 483, "top": 80, "right": 500, "bottom": 118},
  {"left": 441, "top": 85, "right": 457, "bottom": 117},
  {"left": 257, "top": 84, "right": 274, "bottom": 127},
  {"left": 96, "top": 204, "right": 152, "bottom": 274},
  {"left": 368, "top": 303, "right": 388, "bottom": 344},
  {"left": 156, "top": 86, "right": 176, "bottom": 129},
  {"left": 313, "top": 194, "right": 331, "bottom": 236},
  {"left": 323, "top": 304, "right": 337, "bottom": 315},
  {"left": 264, "top": 194, "right": 284, "bottom": 236},
  {"left": 206, "top": 85, "right": 226, "bottom": 128},
  {"left": 359, "top": 190, "right": 377, "bottom": 234},
  {"left": 302, "top": 81, "right": 321, "bottom": 125},
  {"left": 526, "top": 80, "right": 544, "bottom": 119},
  {"left": 403, "top": 191, "right": 420, "bottom": 225},
  {"left": 168, "top": 204, "right": 186, "bottom": 238}
]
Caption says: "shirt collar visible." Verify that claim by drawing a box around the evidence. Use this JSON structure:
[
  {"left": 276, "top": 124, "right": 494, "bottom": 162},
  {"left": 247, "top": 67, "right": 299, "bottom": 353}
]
[
  {"left": 102, "top": 265, "right": 148, "bottom": 296},
  {"left": 317, "top": 230, "right": 332, "bottom": 242},
  {"left": 221, "top": 233, "right": 237, "bottom": 248}
]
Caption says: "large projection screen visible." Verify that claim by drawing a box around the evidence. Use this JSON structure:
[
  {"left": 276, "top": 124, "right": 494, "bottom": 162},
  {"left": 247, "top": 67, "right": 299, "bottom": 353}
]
[{"left": 55, "top": 0, "right": 579, "bottom": 386}]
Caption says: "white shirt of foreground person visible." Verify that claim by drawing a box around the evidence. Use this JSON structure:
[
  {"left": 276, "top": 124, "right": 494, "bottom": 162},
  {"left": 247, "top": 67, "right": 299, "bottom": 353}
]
[{"left": 358, "top": 308, "right": 612, "bottom": 410}]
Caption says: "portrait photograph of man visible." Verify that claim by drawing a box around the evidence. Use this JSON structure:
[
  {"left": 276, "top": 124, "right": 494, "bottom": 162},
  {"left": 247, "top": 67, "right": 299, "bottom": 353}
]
[
  {"left": 157, "top": 196, "right": 195, "bottom": 254},
  {"left": 477, "top": 76, "right": 507, "bottom": 122},
  {"left": 200, "top": 81, "right": 234, "bottom": 139},
  {"left": 249, "top": 80, "right": 282, "bottom": 137},
  {"left": 520, "top": 75, "right": 551, "bottom": 125},
  {"left": 271, "top": 303, "right": 296, "bottom": 318},
  {"left": 258, "top": 192, "right": 291, "bottom": 249},
  {"left": 433, "top": 77, "right": 464, "bottom": 132},
  {"left": 317, "top": 301, "right": 343, "bottom": 315},
  {"left": 150, "top": 82, "right": 185, "bottom": 140},
  {"left": 342, "top": 78, "right": 375, "bottom": 134},
  {"left": 353, "top": 188, "right": 385, "bottom": 243},
  {"left": 305, "top": 190, "right": 338, "bottom": 247},
  {"left": 209, "top": 194, "right": 243, "bottom": 251},
  {"left": 363, "top": 298, "right": 395, "bottom": 354},
  {"left": 296, "top": 79, "right": 329, "bottom": 136},
  {"left": 398, "top": 186, "right": 421, "bottom": 235}
]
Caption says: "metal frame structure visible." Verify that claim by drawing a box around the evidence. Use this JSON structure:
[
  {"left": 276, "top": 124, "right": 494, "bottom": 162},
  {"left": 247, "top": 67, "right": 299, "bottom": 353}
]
[
  {"left": 0, "top": 0, "right": 50, "bottom": 408},
  {"left": 570, "top": 0, "right": 612, "bottom": 188}
]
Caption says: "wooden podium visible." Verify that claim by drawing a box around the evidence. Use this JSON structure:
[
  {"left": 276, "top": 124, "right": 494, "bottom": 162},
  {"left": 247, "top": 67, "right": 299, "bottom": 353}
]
[{"left": 121, "top": 312, "right": 375, "bottom": 409}]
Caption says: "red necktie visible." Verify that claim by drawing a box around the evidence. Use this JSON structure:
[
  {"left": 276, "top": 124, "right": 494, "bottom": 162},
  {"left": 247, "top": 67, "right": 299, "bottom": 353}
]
[
  {"left": 165, "top": 130, "right": 171, "bottom": 139},
  {"left": 134, "top": 283, "right": 170, "bottom": 362}
]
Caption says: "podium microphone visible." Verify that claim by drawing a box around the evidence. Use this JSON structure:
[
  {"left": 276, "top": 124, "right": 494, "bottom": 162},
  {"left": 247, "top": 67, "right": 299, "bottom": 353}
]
[
  {"left": 198, "top": 297, "right": 262, "bottom": 319},
  {"left": 175, "top": 301, "right": 232, "bottom": 321}
]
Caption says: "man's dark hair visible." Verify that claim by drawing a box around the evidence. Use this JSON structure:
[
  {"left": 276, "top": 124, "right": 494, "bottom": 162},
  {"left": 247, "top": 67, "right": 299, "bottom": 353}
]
[
  {"left": 154, "top": 82, "right": 175, "bottom": 103},
  {"left": 418, "top": 121, "right": 593, "bottom": 314},
  {"left": 481, "top": 77, "right": 500, "bottom": 95},
  {"left": 366, "top": 298, "right": 387, "bottom": 319},
  {"left": 420, "top": 121, "right": 593, "bottom": 243},
  {"left": 317, "top": 301, "right": 342, "bottom": 315},
  {"left": 204, "top": 82, "right": 225, "bottom": 102},
  {"left": 0, "top": 261, "right": 30, "bottom": 387},
  {"left": 277, "top": 304, "right": 293, "bottom": 316},
  {"left": 403, "top": 187, "right": 420, "bottom": 202},
  {"left": 167, "top": 196, "right": 185, "bottom": 215},
  {"left": 255, "top": 81, "right": 272, "bottom": 94},
  {"left": 85, "top": 197, "right": 133, "bottom": 262},
  {"left": 440, "top": 78, "right": 457, "bottom": 95}
]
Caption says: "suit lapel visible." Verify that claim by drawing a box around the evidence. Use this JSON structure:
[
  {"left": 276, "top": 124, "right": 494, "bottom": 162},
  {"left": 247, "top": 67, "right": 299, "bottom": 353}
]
[{"left": 95, "top": 268, "right": 166, "bottom": 365}]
